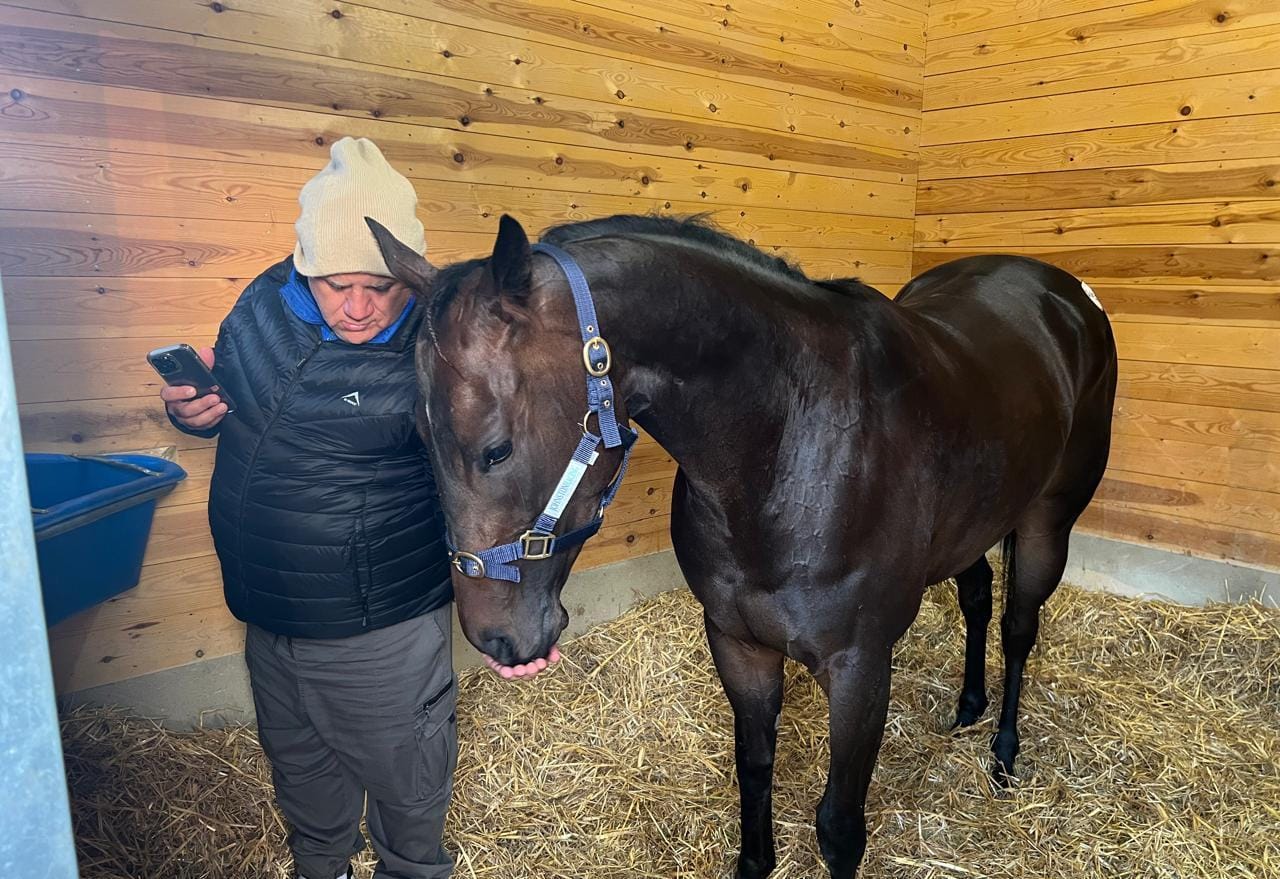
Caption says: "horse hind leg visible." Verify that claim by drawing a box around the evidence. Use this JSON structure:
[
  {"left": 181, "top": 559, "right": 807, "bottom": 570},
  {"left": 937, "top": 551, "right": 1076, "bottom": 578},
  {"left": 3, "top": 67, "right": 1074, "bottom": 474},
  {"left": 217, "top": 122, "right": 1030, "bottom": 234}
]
[
  {"left": 992, "top": 521, "right": 1071, "bottom": 784},
  {"left": 953, "top": 555, "right": 993, "bottom": 728}
]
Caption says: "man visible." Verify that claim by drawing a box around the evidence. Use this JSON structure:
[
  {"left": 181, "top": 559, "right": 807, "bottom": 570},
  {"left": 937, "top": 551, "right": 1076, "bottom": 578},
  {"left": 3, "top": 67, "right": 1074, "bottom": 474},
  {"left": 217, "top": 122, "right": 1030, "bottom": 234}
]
[{"left": 161, "top": 137, "right": 456, "bottom": 879}]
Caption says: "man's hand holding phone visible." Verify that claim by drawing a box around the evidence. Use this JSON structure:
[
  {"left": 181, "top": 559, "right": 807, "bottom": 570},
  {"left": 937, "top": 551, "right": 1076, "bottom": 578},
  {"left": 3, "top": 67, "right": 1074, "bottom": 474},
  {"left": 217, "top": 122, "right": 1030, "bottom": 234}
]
[{"left": 157, "top": 345, "right": 229, "bottom": 430}]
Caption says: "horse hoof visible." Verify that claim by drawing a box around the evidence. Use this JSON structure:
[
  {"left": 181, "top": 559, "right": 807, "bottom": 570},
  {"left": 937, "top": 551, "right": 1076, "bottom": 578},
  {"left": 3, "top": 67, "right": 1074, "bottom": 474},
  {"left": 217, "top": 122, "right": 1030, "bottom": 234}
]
[
  {"left": 990, "top": 756, "right": 1018, "bottom": 790},
  {"left": 735, "top": 855, "right": 776, "bottom": 879},
  {"left": 952, "top": 695, "right": 989, "bottom": 729}
]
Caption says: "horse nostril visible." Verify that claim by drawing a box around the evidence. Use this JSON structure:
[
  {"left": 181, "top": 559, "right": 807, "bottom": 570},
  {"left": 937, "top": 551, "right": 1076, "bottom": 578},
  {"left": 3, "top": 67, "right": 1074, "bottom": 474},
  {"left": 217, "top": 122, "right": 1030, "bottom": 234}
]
[{"left": 481, "top": 633, "right": 515, "bottom": 666}]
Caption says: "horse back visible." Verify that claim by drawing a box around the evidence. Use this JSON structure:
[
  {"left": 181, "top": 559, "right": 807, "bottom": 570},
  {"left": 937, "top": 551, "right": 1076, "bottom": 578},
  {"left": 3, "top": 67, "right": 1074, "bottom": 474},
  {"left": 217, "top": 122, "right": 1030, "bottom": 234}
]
[{"left": 894, "top": 254, "right": 1114, "bottom": 406}]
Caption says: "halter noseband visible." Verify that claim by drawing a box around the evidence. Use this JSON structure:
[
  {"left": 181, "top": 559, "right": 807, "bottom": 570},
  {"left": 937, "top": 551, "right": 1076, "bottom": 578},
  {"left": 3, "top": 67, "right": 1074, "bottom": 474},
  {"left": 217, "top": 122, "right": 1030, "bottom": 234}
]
[{"left": 446, "top": 242, "right": 639, "bottom": 583}]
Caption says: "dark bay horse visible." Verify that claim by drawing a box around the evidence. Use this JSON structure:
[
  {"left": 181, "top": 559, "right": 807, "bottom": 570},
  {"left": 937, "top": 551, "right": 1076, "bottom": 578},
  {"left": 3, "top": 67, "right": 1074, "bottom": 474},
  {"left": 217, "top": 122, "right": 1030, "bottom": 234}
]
[{"left": 368, "top": 214, "right": 1117, "bottom": 878}]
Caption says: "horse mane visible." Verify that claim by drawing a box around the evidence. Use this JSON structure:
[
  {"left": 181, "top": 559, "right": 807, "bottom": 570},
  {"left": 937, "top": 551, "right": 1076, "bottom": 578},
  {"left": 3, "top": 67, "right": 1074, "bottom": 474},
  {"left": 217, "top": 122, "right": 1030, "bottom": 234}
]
[
  {"left": 541, "top": 213, "right": 813, "bottom": 286},
  {"left": 815, "top": 277, "right": 878, "bottom": 298},
  {"left": 426, "top": 214, "right": 872, "bottom": 342}
]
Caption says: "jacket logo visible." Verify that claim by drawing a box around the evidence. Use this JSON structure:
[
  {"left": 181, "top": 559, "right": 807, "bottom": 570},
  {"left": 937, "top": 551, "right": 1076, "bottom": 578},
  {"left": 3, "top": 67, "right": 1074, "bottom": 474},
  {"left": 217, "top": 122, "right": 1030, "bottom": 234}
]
[{"left": 342, "top": 391, "right": 361, "bottom": 407}]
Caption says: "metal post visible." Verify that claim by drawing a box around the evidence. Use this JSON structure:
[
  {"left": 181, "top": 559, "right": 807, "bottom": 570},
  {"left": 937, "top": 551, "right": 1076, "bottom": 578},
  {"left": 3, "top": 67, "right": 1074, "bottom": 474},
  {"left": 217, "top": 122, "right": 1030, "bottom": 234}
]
[{"left": 0, "top": 272, "right": 80, "bottom": 876}]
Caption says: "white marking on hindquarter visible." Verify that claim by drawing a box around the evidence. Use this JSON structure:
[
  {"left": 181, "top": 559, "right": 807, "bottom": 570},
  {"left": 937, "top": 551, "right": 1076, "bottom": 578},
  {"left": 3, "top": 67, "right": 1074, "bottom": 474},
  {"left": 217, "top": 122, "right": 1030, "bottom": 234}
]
[{"left": 1080, "top": 280, "right": 1105, "bottom": 312}]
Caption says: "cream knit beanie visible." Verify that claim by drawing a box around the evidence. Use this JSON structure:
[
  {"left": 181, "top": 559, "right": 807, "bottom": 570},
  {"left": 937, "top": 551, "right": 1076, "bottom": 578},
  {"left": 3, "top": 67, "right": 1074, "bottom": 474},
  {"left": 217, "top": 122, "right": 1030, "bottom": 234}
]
[{"left": 292, "top": 137, "right": 426, "bottom": 278}]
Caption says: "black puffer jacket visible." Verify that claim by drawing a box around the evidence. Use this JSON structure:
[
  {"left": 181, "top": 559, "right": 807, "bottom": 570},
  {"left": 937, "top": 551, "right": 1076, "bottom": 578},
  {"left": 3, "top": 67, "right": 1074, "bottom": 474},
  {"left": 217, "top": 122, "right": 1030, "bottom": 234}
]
[{"left": 183, "top": 258, "right": 451, "bottom": 638}]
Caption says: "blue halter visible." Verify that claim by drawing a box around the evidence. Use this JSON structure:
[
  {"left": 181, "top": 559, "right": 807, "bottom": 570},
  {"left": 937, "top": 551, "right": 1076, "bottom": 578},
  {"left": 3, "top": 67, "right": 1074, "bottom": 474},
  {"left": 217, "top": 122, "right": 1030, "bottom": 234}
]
[{"left": 446, "top": 243, "right": 639, "bottom": 583}]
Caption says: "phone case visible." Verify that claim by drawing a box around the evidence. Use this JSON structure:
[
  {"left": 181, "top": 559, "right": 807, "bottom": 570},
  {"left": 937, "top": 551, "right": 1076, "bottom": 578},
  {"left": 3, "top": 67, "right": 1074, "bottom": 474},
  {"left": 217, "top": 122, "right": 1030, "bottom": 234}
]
[{"left": 147, "top": 343, "right": 237, "bottom": 413}]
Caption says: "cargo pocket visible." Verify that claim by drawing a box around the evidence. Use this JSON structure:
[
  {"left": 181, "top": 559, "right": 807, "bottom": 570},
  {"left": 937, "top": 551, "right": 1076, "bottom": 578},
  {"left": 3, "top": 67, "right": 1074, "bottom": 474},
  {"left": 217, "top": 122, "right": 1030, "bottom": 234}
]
[{"left": 413, "top": 674, "right": 458, "bottom": 802}]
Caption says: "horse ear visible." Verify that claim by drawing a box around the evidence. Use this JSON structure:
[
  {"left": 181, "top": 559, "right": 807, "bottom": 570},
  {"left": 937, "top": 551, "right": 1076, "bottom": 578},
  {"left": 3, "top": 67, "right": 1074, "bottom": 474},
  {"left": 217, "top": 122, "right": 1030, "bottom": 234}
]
[
  {"left": 488, "top": 214, "right": 532, "bottom": 302},
  {"left": 365, "top": 217, "right": 438, "bottom": 292}
]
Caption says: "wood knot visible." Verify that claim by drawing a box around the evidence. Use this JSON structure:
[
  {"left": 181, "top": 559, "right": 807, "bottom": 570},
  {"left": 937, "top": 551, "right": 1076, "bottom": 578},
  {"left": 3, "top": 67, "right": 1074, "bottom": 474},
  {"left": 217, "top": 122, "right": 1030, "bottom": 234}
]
[
  {"left": 330, "top": 8, "right": 342, "bottom": 18},
  {"left": 1179, "top": 105, "right": 1192, "bottom": 116},
  {"left": 210, "top": 1, "right": 224, "bottom": 11},
  {"left": 640, "top": 174, "right": 650, "bottom": 184},
  {"left": 9, "top": 88, "right": 22, "bottom": 101},
  {"left": 452, "top": 152, "right": 464, "bottom": 163},
  {"left": 459, "top": 115, "right": 470, "bottom": 125},
  {"left": 554, "top": 156, "right": 564, "bottom": 165}
]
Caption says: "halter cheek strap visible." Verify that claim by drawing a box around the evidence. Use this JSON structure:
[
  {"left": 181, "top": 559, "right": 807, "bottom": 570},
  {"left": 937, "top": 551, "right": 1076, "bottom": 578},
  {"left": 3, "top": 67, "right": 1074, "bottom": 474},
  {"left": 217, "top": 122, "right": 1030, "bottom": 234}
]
[{"left": 446, "top": 243, "right": 638, "bottom": 583}]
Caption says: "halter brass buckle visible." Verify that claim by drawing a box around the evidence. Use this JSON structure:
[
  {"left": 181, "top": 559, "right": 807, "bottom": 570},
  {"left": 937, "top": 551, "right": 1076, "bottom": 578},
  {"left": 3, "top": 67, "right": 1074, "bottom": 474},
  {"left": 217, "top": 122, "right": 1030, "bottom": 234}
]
[
  {"left": 582, "top": 336, "right": 612, "bottom": 377},
  {"left": 520, "top": 530, "right": 555, "bottom": 560},
  {"left": 451, "top": 550, "right": 486, "bottom": 579}
]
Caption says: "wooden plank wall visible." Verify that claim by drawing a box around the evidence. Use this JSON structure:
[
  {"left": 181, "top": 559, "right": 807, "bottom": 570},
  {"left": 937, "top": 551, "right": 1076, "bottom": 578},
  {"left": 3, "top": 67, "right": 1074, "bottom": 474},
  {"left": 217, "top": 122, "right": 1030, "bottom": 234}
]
[
  {"left": 0, "top": 0, "right": 927, "bottom": 691},
  {"left": 915, "top": 0, "right": 1280, "bottom": 572}
]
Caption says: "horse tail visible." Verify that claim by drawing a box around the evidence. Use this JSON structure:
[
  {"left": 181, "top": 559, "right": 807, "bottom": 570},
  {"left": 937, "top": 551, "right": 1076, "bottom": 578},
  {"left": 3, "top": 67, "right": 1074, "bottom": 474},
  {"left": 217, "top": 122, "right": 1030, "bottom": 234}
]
[{"left": 999, "top": 531, "right": 1017, "bottom": 600}]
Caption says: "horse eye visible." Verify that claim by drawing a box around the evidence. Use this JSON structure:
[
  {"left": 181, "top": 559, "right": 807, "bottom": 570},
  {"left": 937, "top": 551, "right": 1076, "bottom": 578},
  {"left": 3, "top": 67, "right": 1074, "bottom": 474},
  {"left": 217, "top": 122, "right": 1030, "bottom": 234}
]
[{"left": 483, "top": 441, "right": 513, "bottom": 470}]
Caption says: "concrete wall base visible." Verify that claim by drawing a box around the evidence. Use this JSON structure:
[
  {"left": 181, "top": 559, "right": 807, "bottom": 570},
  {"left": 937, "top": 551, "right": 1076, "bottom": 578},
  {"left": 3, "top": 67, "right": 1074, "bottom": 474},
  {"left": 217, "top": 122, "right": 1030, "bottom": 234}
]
[{"left": 1064, "top": 532, "right": 1277, "bottom": 607}]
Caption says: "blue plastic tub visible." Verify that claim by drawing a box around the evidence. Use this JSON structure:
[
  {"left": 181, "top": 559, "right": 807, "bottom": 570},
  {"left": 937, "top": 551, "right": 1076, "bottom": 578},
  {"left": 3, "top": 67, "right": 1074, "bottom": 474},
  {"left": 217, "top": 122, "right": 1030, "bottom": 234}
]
[{"left": 26, "top": 453, "right": 187, "bottom": 626}]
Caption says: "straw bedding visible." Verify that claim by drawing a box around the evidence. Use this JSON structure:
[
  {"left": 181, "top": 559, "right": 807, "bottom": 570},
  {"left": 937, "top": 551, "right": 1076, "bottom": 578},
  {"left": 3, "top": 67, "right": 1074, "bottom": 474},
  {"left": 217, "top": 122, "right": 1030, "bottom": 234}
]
[{"left": 63, "top": 582, "right": 1280, "bottom": 878}]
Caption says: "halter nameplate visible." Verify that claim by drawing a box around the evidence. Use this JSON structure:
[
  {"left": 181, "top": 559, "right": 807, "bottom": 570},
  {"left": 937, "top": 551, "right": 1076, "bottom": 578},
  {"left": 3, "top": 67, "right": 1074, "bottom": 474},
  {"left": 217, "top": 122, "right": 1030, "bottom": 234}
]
[{"left": 544, "top": 451, "right": 598, "bottom": 521}]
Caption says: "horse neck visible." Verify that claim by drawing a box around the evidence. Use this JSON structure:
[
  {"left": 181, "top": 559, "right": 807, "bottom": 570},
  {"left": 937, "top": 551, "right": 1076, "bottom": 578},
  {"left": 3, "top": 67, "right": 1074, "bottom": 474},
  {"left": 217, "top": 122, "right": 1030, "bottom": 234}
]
[{"left": 582, "top": 239, "right": 835, "bottom": 483}]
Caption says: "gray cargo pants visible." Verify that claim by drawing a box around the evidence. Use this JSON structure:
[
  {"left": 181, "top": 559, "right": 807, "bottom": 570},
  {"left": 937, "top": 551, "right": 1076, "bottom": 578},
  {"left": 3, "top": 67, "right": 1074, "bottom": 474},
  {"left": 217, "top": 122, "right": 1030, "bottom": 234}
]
[{"left": 244, "top": 605, "right": 458, "bottom": 879}]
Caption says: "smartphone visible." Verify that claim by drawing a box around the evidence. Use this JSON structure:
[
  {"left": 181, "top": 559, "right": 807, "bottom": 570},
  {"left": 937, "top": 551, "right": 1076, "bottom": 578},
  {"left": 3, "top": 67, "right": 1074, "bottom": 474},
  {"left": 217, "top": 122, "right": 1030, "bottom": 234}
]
[{"left": 147, "top": 343, "right": 237, "bottom": 414}]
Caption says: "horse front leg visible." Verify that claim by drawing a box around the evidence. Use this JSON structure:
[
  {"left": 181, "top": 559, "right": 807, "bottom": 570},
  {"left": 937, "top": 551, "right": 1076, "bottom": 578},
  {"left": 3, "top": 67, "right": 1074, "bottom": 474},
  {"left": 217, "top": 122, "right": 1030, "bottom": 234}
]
[
  {"left": 816, "top": 643, "right": 892, "bottom": 879},
  {"left": 705, "top": 614, "right": 785, "bottom": 879}
]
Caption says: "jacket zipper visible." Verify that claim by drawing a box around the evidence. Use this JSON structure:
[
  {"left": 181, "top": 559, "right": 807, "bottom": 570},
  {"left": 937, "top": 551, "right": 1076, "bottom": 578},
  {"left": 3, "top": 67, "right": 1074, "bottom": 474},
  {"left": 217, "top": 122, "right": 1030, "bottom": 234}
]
[
  {"left": 356, "top": 458, "right": 384, "bottom": 630},
  {"left": 356, "top": 517, "right": 370, "bottom": 629},
  {"left": 235, "top": 341, "right": 324, "bottom": 589}
]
